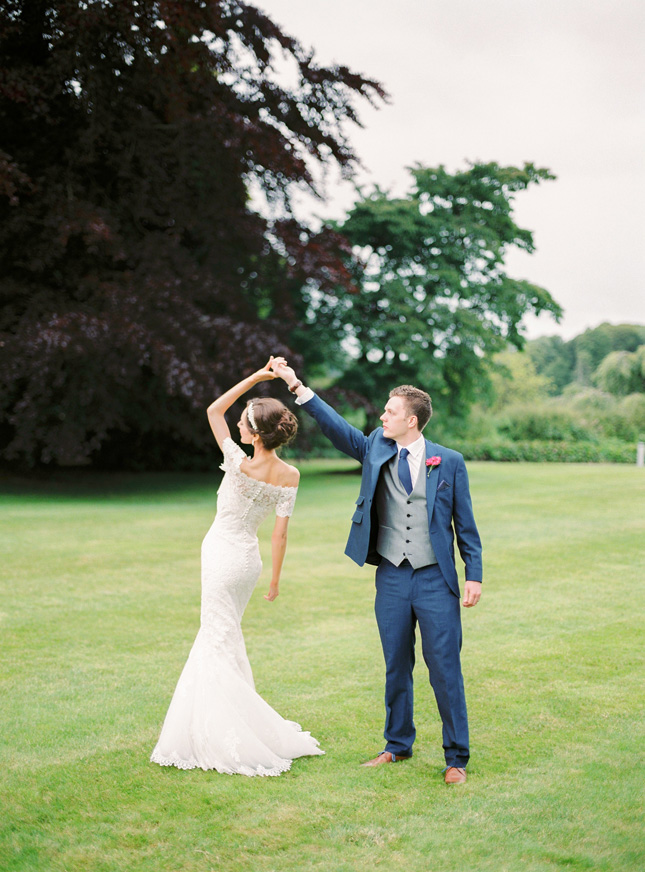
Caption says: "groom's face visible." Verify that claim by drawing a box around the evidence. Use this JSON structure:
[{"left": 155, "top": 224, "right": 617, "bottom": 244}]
[{"left": 380, "top": 396, "right": 413, "bottom": 441}]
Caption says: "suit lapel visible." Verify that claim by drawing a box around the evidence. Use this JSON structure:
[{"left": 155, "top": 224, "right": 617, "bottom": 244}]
[
  {"left": 367, "top": 435, "right": 397, "bottom": 493},
  {"left": 371, "top": 435, "right": 397, "bottom": 466},
  {"left": 424, "top": 439, "right": 441, "bottom": 519}
]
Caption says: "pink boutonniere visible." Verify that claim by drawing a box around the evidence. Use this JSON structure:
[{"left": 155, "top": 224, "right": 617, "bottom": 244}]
[{"left": 426, "top": 456, "right": 441, "bottom": 478}]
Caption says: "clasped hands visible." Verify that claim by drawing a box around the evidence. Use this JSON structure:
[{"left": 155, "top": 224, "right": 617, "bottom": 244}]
[{"left": 252, "top": 356, "right": 293, "bottom": 383}]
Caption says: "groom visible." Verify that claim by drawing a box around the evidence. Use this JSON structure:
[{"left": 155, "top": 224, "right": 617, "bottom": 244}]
[{"left": 272, "top": 360, "right": 483, "bottom": 784}]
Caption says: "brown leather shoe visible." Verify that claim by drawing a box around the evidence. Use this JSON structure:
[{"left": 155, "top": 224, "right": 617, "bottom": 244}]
[
  {"left": 444, "top": 766, "right": 467, "bottom": 784},
  {"left": 361, "top": 751, "right": 410, "bottom": 767}
]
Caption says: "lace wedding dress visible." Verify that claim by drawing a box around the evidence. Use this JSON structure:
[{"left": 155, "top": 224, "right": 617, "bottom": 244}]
[{"left": 151, "top": 437, "right": 323, "bottom": 776}]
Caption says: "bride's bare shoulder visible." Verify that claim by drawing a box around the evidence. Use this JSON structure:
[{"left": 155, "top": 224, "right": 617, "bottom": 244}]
[{"left": 277, "top": 460, "right": 300, "bottom": 488}]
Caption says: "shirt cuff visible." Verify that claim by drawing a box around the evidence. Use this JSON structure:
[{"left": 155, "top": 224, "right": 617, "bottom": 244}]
[{"left": 295, "top": 387, "right": 315, "bottom": 405}]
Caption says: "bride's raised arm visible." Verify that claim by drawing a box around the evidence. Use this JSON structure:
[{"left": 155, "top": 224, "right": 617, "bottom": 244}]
[{"left": 207, "top": 358, "right": 278, "bottom": 451}]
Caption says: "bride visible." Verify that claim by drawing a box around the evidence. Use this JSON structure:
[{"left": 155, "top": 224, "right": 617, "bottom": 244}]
[{"left": 151, "top": 359, "right": 324, "bottom": 776}]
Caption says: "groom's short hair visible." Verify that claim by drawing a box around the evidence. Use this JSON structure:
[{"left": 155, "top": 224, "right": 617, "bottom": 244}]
[{"left": 389, "top": 385, "right": 433, "bottom": 431}]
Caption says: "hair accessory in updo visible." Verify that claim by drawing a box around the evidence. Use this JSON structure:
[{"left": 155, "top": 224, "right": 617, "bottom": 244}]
[{"left": 246, "top": 400, "right": 258, "bottom": 431}]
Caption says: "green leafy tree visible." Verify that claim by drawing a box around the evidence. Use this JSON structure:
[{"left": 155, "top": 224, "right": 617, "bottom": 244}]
[
  {"left": 593, "top": 346, "right": 645, "bottom": 396},
  {"left": 525, "top": 335, "right": 575, "bottom": 393},
  {"left": 572, "top": 323, "right": 645, "bottom": 388},
  {"left": 619, "top": 392, "right": 645, "bottom": 439},
  {"left": 320, "top": 162, "right": 561, "bottom": 423},
  {"left": 637, "top": 345, "right": 645, "bottom": 384},
  {"left": 573, "top": 349, "right": 594, "bottom": 387},
  {"left": 490, "top": 349, "right": 553, "bottom": 410},
  {"left": 526, "top": 325, "right": 645, "bottom": 397}
]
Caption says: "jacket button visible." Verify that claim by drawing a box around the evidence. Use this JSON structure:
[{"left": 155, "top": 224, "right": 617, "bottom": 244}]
[
  {"left": 406, "top": 514, "right": 411, "bottom": 517},
  {"left": 406, "top": 526, "right": 411, "bottom": 530},
  {"left": 405, "top": 539, "right": 410, "bottom": 543}
]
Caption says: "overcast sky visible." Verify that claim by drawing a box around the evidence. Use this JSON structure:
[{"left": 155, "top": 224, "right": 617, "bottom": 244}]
[{"left": 255, "top": 0, "right": 645, "bottom": 340}]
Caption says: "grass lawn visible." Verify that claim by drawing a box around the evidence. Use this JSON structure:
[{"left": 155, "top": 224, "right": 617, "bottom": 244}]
[{"left": 1, "top": 461, "right": 643, "bottom": 872}]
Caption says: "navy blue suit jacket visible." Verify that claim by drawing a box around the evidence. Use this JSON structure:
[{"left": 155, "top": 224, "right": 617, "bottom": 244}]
[{"left": 301, "top": 393, "right": 483, "bottom": 597}]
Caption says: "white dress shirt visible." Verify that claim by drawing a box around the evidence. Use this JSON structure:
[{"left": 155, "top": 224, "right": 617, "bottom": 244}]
[{"left": 295, "top": 387, "right": 315, "bottom": 405}]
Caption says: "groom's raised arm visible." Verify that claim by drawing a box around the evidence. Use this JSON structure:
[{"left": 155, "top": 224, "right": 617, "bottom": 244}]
[
  {"left": 271, "top": 360, "right": 370, "bottom": 463},
  {"left": 297, "top": 392, "right": 370, "bottom": 463}
]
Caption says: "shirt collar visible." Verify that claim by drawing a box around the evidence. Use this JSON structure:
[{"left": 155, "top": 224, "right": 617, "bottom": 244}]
[{"left": 396, "top": 433, "right": 426, "bottom": 459}]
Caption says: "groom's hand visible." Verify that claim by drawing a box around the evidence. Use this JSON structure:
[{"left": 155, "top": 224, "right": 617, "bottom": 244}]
[
  {"left": 270, "top": 357, "right": 298, "bottom": 385},
  {"left": 462, "top": 581, "right": 482, "bottom": 607}
]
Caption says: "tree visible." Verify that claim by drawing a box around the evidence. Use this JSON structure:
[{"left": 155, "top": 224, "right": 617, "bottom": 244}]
[
  {"left": 593, "top": 346, "right": 645, "bottom": 396},
  {"left": 0, "top": 0, "right": 384, "bottom": 467},
  {"left": 525, "top": 335, "right": 575, "bottom": 394},
  {"left": 319, "top": 162, "right": 561, "bottom": 424},
  {"left": 571, "top": 323, "right": 645, "bottom": 387},
  {"left": 489, "top": 348, "right": 553, "bottom": 410}
]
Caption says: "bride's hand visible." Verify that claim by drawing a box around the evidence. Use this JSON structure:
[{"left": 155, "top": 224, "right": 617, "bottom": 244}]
[
  {"left": 264, "top": 582, "right": 279, "bottom": 602},
  {"left": 270, "top": 357, "right": 297, "bottom": 383},
  {"left": 268, "top": 356, "right": 287, "bottom": 372},
  {"left": 253, "top": 357, "right": 279, "bottom": 382}
]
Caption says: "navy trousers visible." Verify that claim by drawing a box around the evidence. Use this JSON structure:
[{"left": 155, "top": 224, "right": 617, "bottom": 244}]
[{"left": 374, "top": 558, "right": 469, "bottom": 768}]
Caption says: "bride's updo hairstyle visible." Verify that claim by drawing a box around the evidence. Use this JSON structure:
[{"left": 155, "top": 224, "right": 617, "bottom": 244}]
[{"left": 246, "top": 398, "right": 298, "bottom": 450}]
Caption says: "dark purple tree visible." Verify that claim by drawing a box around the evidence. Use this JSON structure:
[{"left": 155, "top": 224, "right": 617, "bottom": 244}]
[{"left": 0, "top": 0, "right": 383, "bottom": 467}]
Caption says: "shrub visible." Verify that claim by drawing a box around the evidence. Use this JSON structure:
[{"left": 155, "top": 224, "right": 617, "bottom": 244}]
[
  {"left": 451, "top": 439, "right": 636, "bottom": 463},
  {"left": 619, "top": 394, "right": 645, "bottom": 440},
  {"left": 496, "top": 403, "right": 593, "bottom": 442},
  {"left": 554, "top": 389, "right": 644, "bottom": 442}
]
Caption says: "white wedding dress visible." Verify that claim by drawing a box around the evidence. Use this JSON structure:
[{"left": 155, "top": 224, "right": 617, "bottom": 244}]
[{"left": 151, "top": 437, "right": 323, "bottom": 776}]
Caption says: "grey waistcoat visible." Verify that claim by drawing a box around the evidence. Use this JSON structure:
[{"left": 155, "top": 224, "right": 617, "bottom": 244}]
[{"left": 375, "top": 453, "right": 437, "bottom": 569}]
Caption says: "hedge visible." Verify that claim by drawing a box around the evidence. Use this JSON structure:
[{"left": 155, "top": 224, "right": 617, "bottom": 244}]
[{"left": 450, "top": 439, "right": 638, "bottom": 463}]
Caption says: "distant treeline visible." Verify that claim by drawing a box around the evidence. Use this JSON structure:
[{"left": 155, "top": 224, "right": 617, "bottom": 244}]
[
  {"left": 525, "top": 322, "right": 645, "bottom": 396},
  {"left": 442, "top": 322, "right": 645, "bottom": 463}
]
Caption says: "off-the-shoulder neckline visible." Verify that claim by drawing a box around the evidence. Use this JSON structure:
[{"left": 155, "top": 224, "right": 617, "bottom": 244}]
[{"left": 223, "top": 437, "right": 298, "bottom": 492}]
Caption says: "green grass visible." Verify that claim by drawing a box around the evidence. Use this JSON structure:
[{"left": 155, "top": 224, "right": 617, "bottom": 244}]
[{"left": 1, "top": 461, "right": 644, "bottom": 872}]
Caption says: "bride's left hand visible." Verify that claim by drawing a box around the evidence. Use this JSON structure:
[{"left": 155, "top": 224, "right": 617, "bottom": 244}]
[
  {"left": 264, "top": 582, "right": 279, "bottom": 601},
  {"left": 253, "top": 357, "right": 279, "bottom": 382}
]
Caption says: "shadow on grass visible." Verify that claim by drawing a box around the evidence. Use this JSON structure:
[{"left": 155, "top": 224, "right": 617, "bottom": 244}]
[
  {"left": 0, "top": 469, "right": 222, "bottom": 500},
  {"left": 0, "top": 458, "right": 361, "bottom": 500}
]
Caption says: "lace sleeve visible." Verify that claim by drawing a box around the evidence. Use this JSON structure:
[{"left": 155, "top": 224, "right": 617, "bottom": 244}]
[
  {"left": 220, "top": 437, "right": 246, "bottom": 472},
  {"left": 275, "top": 487, "right": 298, "bottom": 518}
]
